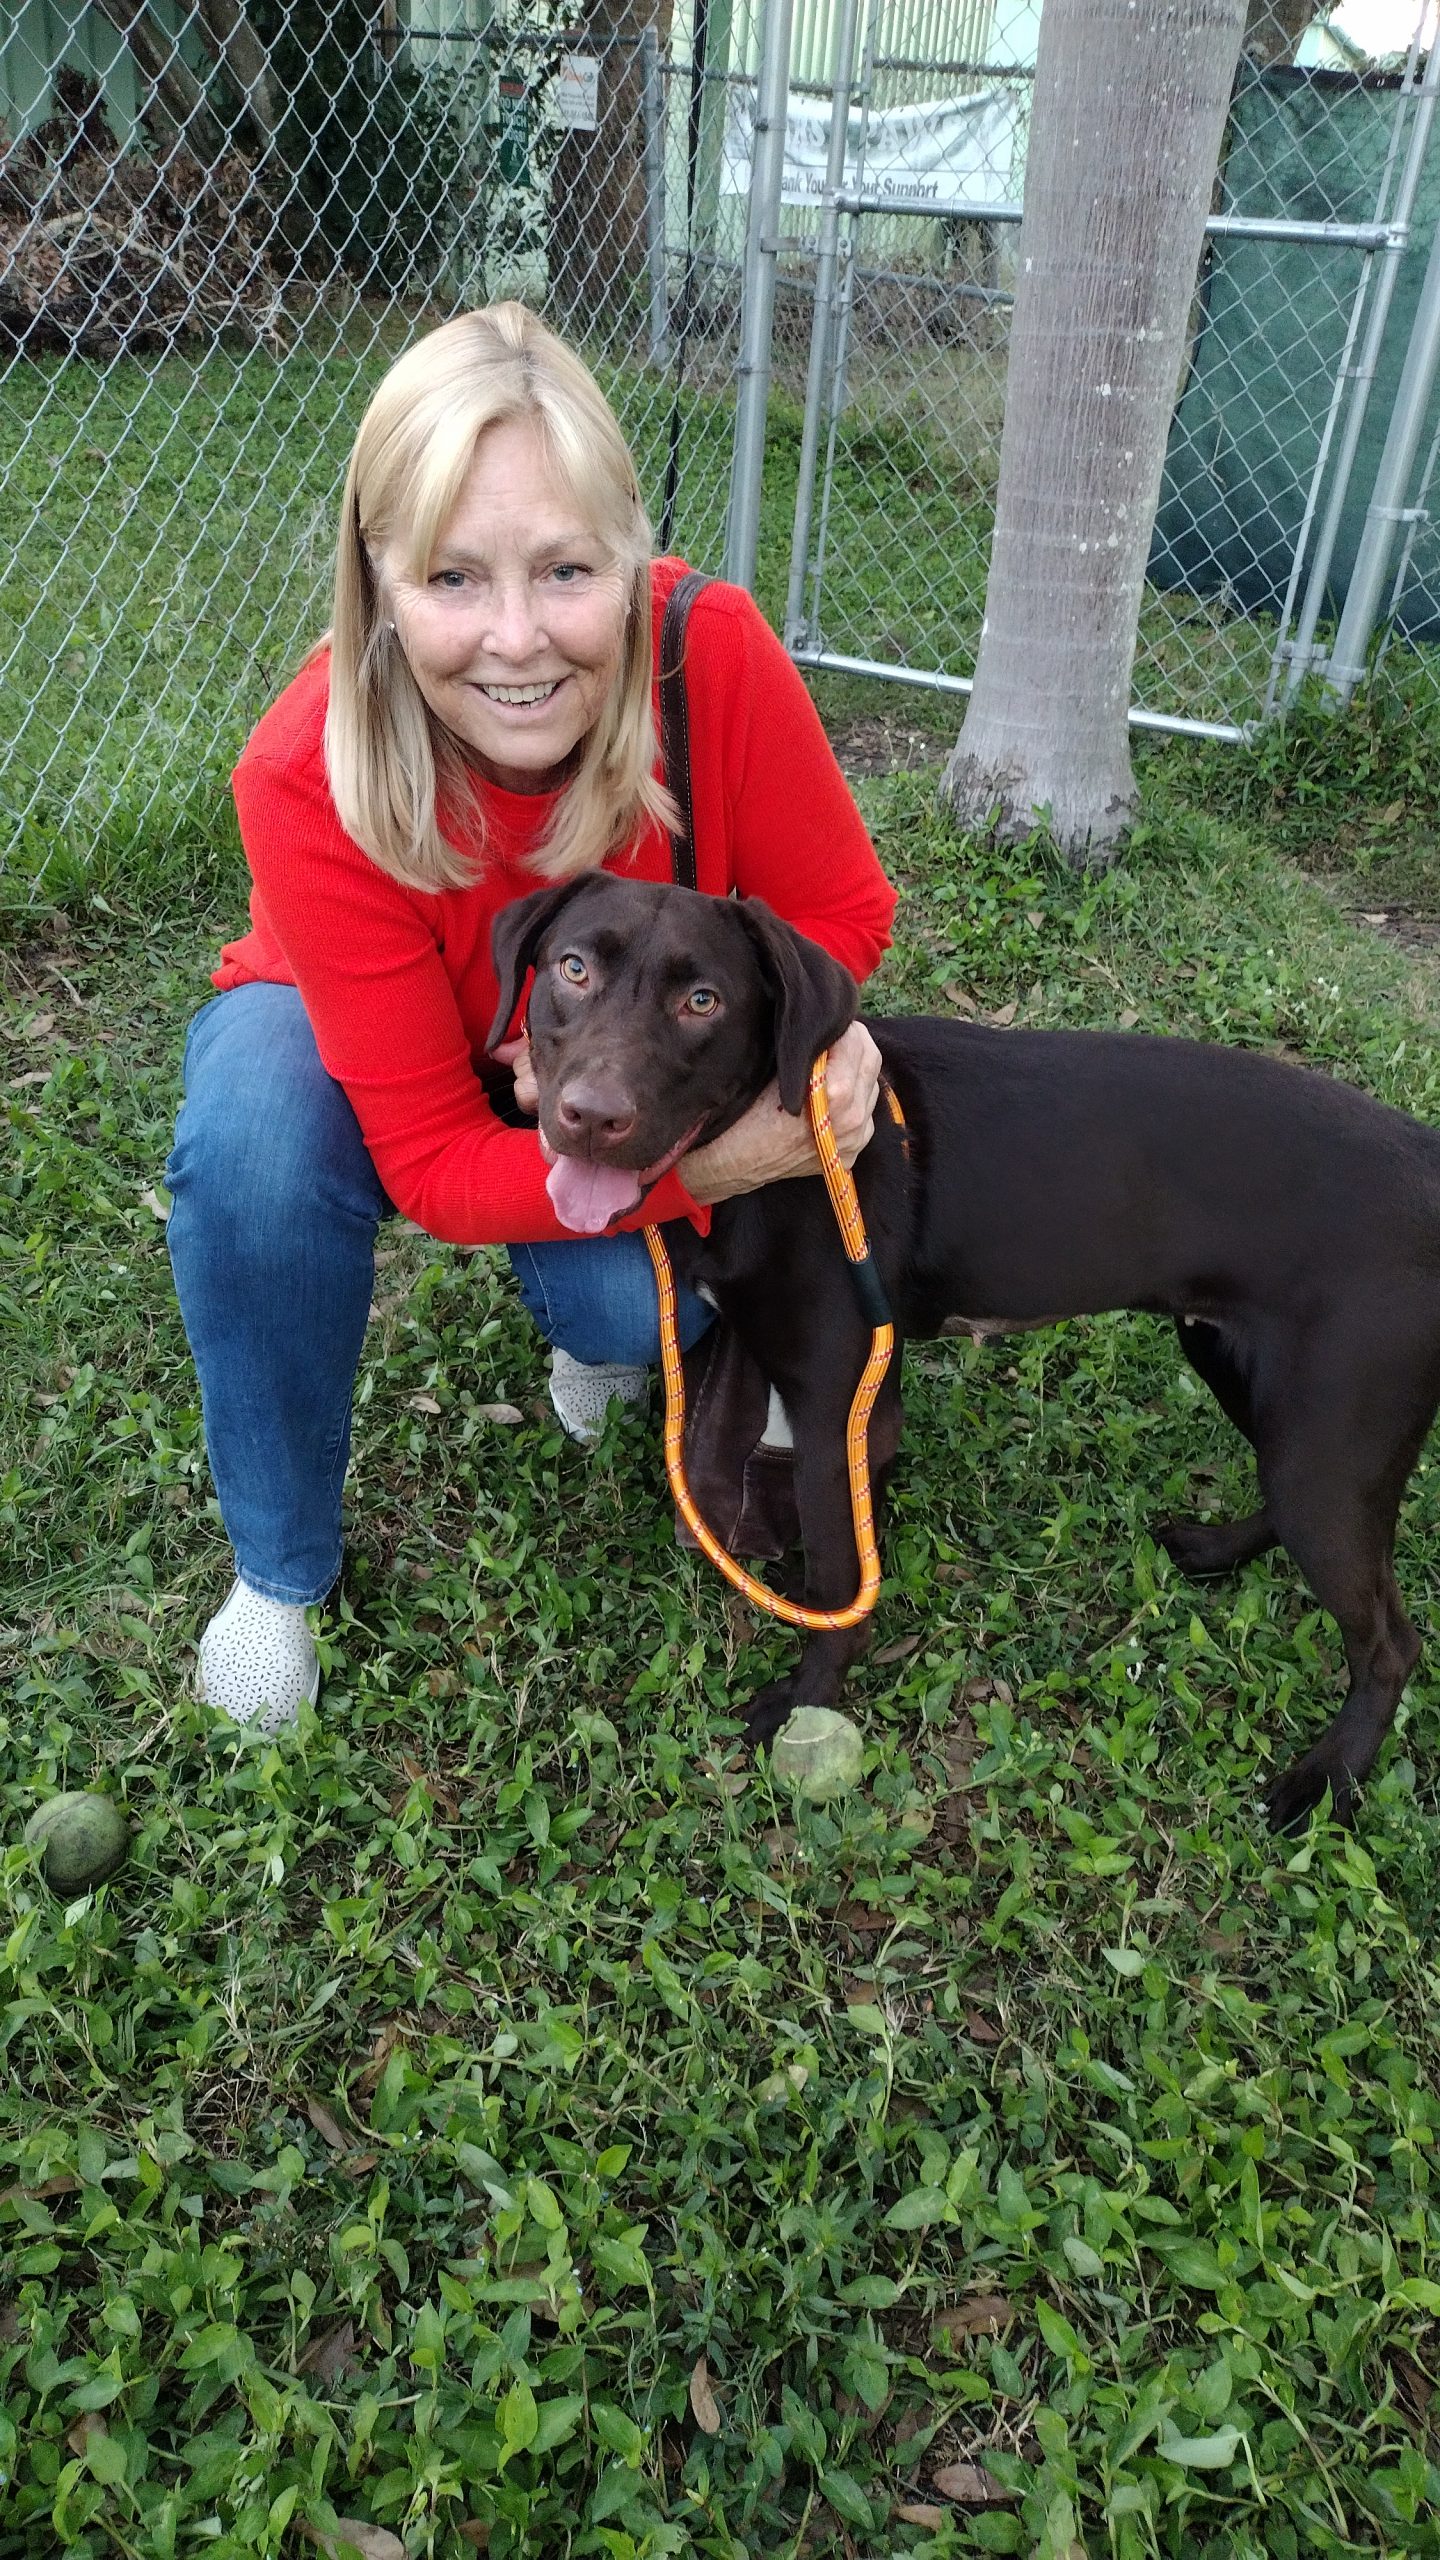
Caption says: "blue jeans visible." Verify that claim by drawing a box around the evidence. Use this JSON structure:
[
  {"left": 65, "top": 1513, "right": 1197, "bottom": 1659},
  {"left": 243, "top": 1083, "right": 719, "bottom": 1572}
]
[{"left": 166, "top": 982, "right": 713, "bottom": 1604}]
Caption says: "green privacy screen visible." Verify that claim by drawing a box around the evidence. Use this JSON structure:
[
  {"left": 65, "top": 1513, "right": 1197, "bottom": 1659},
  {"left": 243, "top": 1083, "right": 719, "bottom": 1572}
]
[{"left": 1150, "top": 64, "right": 1440, "bottom": 643}]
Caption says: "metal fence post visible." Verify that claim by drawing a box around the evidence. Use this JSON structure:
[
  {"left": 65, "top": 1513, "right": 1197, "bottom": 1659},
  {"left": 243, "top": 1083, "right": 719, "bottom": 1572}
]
[
  {"left": 641, "top": 28, "right": 671, "bottom": 368},
  {"left": 1375, "top": 406, "right": 1440, "bottom": 659},
  {"left": 784, "top": 0, "right": 862, "bottom": 647},
  {"left": 724, "top": 0, "right": 794, "bottom": 589},
  {"left": 1279, "top": 31, "right": 1440, "bottom": 704},
  {"left": 1326, "top": 194, "right": 1440, "bottom": 700}
]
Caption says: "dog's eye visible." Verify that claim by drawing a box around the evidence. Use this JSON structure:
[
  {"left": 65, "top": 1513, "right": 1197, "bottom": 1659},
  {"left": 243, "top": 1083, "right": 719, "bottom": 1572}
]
[
  {"left": 557, "top": 954, "right": 589, "bottom": 986},
  {"left": 686, "top": 987, "right": 720, "bottom": 1016}
]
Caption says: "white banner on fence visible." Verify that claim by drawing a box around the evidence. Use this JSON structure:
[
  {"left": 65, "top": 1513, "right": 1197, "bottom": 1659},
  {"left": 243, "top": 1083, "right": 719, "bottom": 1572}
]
[{"left": 721, "top": 86, "right": 1019, "bottom": 211}]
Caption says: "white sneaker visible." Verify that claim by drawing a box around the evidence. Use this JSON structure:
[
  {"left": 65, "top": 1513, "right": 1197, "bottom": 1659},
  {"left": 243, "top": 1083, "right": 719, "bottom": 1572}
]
[
  {"left": 549, "top": 1349, "right": 649, "bottom": 1444},
  {"left": 197, "top": 1578, "right": 321, "bottom": 1733}
]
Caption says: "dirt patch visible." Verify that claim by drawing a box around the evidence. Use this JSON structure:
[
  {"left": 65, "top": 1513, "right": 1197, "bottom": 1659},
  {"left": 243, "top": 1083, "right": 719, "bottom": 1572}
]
[
  {"left": 827, "top": 711, "right": 951, "bottom": 781},
  {"left": 1342, "top": 902, "right": 1440, "bottom": 954}
]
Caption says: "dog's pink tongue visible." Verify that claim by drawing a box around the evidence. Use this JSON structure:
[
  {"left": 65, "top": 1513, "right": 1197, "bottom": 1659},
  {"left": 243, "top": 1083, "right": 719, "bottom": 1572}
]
[{"left": 546, "top": 1154, "right": 644, "bottom": 1236}]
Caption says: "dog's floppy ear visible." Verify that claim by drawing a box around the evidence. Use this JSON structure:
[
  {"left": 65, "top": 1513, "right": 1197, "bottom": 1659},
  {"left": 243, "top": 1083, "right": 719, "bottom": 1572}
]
[
  {"left": 487, "top": 874, "right": 610, "bottom": 1053},
  {"left": 734, "top": 898, "right": 859, "bottom": 1116}
]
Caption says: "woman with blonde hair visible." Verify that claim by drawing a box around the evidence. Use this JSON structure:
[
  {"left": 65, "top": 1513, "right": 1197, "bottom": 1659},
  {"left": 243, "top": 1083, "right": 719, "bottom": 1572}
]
[{"left": 166, "top": 302, "right": 896, "bottom": 1730}]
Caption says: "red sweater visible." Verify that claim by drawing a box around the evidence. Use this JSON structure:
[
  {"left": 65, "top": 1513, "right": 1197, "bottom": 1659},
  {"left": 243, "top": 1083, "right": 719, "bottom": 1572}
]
[{"left": 218, "top": 559, "right": 896, "bottom": 1246}]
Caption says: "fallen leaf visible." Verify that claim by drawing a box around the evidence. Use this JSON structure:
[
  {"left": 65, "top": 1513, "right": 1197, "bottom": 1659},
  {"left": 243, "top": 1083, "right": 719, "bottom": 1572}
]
[
  {"left": 408, "top": 1393, "right": 442, "bottom": 1415},
  {"left": 355, "top": 2023, "right": 403, "bottom": 2098},
  {"left": 139, "top": 1186, "right": 170, "bottom": 1221},
  {"left": 965, "top": 2008, "right": 1001, "bottom": 2044},
  {"left": 1362, "top": 910, "right": 1391, "bottom": 925},
  {"left": 24, "top": 1012, "right": 56, "bottom": 1039},
  {"left": 0, "top": 2303, "right": 19, "bottom": 2343},
  {"left": 698, "top": 1755, "right": 748, "bottom": 1797},
  {"left": 942, "top": 982, "right": 978, "bottom": 1014},
  {"left": 340, "top": 2150, "right": 382, "bottom": 2181},
  {"left": 397, "top": 1753, "right": 460, "bottom": 1821},
  {"left": 834, "top": 1902, "right": 895, "bottom": 1933},
  {"left": 0, "top": 2173, "right": 80, "bottom": 2203},
  {"left": 895, "top": 2503, "right": 947, "bottom": 2527},
  {"left": 475, "top": 1402, "right": 524, "bottom": 1424},
  {"left": 304, "top": 2525, "right": 405, "bottom": 2560},
  {"left": 305, "top": 2097, "right": 355, "bottom": 2153},
  {"left": 941, "top": 1716, "right": 978, "bottom": 1789},
  {"left": 1117, "top": 1007, "right": 1140, "bottom": 1029},
  {"left": 931, "top": 2460, "right": 1016, "bottom": 2504},
  {"left": 1025, "top": 911, "right": 1044, "bottom": 929},
  {"left": 987, "top": 1000, "right": 1018, "bottom": 1027},
  {"left": 689, "top": 2353, "right": 722, "bottom": 2434},
  {"left": 934, "top": 2294, "right": 1015, "bottom": 2341},
  {"left": 9, "top": 1070, "right": 50, "bottom": 1089},
  {"left": 297, "top": 2320, "right": 360, "bottom": 2385},
  {"left": 873, "top": 1632, "right": 922, "bottom": 1665},
  {"left": 457, "top": 2529, "right": 491, "bottom": 2551},
  {"left": 67, "top": 2413, "right": 106, "bottom": 2458}
]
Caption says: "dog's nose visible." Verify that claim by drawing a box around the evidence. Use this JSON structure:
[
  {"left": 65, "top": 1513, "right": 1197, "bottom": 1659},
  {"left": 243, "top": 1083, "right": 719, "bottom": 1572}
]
[{"left": 555, "top": 1076, "right": 638, "bottom": 1151}]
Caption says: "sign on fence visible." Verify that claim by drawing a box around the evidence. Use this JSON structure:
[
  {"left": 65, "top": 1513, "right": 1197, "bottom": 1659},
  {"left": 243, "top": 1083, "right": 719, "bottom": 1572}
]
[
  {"left": 721, "top": 85, "right": 1019, "bottom": 211},
  {"left": 555, "top": 55, "right": 600, "bottom": 131}
]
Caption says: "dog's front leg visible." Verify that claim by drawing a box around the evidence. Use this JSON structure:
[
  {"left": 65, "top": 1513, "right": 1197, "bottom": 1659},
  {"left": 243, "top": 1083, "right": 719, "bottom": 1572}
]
[{"left": 742, "top": 1359, "right": 903, "bottom": 1750}]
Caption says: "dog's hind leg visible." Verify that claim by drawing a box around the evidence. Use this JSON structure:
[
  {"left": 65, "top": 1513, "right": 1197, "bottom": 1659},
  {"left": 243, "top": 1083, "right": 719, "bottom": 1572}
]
[
  {"left": 1156, "top": 1317, "right": 1279, "bottom": 1578},
  {"left": 1257, "top": 1342, "right": 1432, "bottom": 1828}
]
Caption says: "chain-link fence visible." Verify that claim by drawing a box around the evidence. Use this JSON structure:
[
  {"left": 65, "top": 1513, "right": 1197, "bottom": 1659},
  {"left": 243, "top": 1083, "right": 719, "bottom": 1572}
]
[
  {"left": 0, "top": 0, "right": 768, "bottom": 893},
  {"left": 4, "top": 0, "right": 1440, "bottom": 900}
]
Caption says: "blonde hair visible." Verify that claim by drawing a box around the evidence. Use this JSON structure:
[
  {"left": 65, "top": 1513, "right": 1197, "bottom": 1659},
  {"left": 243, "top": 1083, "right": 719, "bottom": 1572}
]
[{"left": 325, "top": 302, "right": 677, "bottom": 888}]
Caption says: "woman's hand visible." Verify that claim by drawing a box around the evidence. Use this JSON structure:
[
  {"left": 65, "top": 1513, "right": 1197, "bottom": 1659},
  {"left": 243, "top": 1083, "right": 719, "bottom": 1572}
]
[
  {"left": 682, "top": 1020, "right": 882, "bottom": 1208},
  {"left": 491, "top": 1033, "right": 539, "bottom": 1115}
]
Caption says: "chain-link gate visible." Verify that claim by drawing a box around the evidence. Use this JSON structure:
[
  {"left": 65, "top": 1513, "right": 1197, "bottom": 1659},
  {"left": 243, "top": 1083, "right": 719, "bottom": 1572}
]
[
  {"left": 782, "top": 3, "right": 1440, "bottom": 742},
  {"left": 0, "top": 0, "right": 778, "bottom": 892}
]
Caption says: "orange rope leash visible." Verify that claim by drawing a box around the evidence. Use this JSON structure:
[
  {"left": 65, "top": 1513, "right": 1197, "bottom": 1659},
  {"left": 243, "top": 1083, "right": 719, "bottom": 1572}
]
[{"left": 642, "top": 1055, "right": 902, "bottom": 1631}]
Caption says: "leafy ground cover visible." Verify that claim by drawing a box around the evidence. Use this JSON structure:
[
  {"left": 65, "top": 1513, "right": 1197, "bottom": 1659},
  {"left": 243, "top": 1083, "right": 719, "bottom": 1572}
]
[
  {"left": 5, "top": 742, "right": 1440, "bottom": 2558},
  {"left": 1173, "top": 666, "right": 1440, "bottom": 924}
]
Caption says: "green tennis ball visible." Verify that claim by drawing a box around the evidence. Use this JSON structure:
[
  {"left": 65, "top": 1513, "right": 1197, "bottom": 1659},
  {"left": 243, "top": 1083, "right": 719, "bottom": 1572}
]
[
  {"left": 769, "top": 1707, "right": 865, "bottom": 1802},
  {"left": 24, "top": 1792, "right": 129, "bottom": 1896}
]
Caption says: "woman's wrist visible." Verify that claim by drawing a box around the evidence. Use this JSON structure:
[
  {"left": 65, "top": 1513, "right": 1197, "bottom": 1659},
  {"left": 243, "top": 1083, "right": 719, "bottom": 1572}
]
[{"left": 678, "top": 1130, "right": 747, "bottom": 1208}]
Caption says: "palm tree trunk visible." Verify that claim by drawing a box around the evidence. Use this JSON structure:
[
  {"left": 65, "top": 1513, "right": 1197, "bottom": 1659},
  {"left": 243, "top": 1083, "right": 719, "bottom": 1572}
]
[{"left": 939, "top": 0, "right": 1248, "bottom": 864}]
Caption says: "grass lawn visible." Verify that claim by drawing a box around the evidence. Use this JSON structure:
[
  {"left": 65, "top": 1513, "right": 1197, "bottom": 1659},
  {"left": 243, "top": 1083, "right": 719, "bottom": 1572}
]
[{"left": 5, "top": 719, "right": 1440, "bottom": 2557}]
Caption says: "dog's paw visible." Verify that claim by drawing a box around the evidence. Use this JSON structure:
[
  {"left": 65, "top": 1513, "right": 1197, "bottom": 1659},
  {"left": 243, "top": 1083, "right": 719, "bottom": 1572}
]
[
  {"left": 1264, "top": 1751, "right": 1356, "bottom": 1835},
  {"left": 1155, "top": 1511, "right": 1271, "bottom": 1579},
  {"left": 743, "top": 1680, "right": 799, "bottom": 1751}
]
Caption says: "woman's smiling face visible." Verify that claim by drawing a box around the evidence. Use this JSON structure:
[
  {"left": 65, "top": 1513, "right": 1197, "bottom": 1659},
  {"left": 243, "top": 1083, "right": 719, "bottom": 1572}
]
[{"left": 381, "top": 412, "right": 631, "bottom": 794}]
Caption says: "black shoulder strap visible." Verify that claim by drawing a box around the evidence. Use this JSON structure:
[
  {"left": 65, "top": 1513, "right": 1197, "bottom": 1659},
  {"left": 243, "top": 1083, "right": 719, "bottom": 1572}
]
[{"left": 658, "top": 569, "right": 711, "bottom": 893}]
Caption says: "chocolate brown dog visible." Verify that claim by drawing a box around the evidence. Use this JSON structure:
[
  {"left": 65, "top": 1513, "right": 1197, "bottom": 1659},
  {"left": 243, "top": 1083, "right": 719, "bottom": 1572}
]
[{"left": 490, "top": 870, "right": 1440, "bottom": 1828}]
